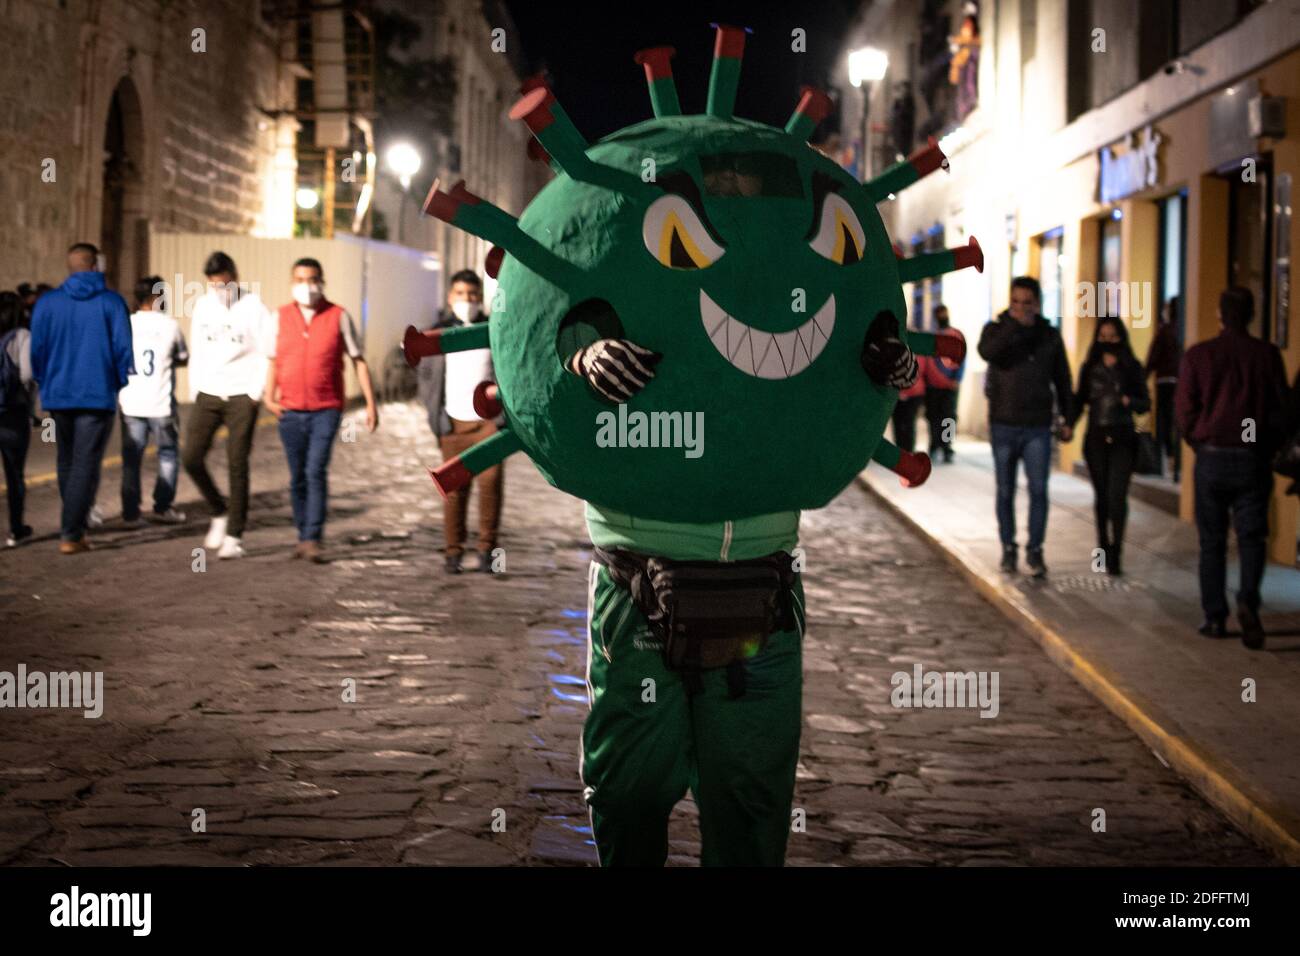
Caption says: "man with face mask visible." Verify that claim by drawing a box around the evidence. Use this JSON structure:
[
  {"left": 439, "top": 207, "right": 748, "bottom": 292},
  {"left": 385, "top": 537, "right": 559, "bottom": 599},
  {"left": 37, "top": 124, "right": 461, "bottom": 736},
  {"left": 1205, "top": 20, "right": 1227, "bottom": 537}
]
[
  {"left": 416, "top": 269, "right": 504, "bottom": 573},
  {"left": 263, "top": 258, "right": 377, "bottom": 562},
  {"left": 183, "top": 251, "right": 275, "bottom": 559}
]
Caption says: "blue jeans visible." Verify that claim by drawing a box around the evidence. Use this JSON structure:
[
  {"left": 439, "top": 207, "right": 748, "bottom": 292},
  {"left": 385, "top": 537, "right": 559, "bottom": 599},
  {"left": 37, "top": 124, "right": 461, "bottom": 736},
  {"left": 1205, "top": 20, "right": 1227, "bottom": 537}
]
[
  {"left": 51, "top": 409, "right": 114, "bottom": 541},
  {"left": 991, "top": 423, "right": 1052, "bottom": 551},
  {"left": 278, "top": 408, "right": 342, "bottom": 542},
  {"left": 120, "top": 413, "right": 180, "bottom": 520}
]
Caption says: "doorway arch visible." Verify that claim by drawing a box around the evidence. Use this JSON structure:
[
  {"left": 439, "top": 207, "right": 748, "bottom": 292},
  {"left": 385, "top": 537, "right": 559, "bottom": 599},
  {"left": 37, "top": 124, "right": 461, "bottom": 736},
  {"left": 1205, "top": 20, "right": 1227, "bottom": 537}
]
[{"left": 100, "top": 76, "right": 148, "bottom": 295}]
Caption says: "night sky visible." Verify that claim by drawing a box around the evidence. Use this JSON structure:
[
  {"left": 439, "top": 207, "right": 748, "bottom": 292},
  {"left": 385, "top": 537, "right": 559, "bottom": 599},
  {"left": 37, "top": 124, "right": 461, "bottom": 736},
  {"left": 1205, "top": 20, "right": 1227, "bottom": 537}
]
[{"left": 501, "top": 0, "right": 857, "bottom": 140}]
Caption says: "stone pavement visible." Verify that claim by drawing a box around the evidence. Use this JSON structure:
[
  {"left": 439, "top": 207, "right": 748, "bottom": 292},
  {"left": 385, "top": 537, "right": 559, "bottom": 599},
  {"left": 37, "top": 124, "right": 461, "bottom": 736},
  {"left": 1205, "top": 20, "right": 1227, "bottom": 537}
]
[
  {"left": 0, "top": 403, "right": 1275, "bottom": 865},
  {"left": 861, "top": 437, "right": 1300, "bottom": 864}
]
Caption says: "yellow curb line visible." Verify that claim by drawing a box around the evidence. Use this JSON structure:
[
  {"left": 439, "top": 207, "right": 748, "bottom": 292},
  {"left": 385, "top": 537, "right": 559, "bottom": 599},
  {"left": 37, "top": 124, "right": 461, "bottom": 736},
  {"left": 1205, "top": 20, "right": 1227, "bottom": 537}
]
[
  {"left": 1, "top": 415, "right": 279, "bottom": 494},
  {"left": 857, "top": 473, "right": 1300, "bottom": 866}
]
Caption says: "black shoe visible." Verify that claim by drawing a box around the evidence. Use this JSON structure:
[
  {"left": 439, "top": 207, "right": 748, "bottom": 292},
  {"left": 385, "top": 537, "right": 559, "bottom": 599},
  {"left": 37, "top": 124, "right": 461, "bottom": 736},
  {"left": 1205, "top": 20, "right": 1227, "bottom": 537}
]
[
  {"left": 5, "top": 525, "right": 33, "bottom": 547},
  {"left": 1237, "top": 602, "right": 1265, "bottom": 650},
  {"left": 477, "top": 550, "right": 495, "bottom": 573},
  {"left": 444, "top": 553, "right": 462, "bottom": 574},
  {"left": 943, "top": 449, "right": 954, "bottom": 464},
  {"left": 1025, "top": 549, "right": 1047, "bottom": 578},
  {"left": 999, "top": 546, "right": 1017, "bottom": 573},
  {"left": 1198, "top": 618, "right": 1227, "bottom": 638},
  {"left": 1107, "top": 546, "right": 1122, "bottom": 576}
]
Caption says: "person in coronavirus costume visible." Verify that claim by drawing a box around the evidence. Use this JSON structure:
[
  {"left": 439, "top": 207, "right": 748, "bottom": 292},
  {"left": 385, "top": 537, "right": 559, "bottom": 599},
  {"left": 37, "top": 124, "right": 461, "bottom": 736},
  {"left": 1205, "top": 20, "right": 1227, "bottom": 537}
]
[{"left": 404, "top": 24, "right": 980, "bottom": 867}]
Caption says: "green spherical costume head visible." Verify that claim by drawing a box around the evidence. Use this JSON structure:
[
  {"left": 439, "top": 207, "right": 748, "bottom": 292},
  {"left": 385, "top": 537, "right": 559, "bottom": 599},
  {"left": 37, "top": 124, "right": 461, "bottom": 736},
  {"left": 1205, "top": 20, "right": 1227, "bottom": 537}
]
[{"left": 408, "top": 27, "right": 980, "bottom": 523}]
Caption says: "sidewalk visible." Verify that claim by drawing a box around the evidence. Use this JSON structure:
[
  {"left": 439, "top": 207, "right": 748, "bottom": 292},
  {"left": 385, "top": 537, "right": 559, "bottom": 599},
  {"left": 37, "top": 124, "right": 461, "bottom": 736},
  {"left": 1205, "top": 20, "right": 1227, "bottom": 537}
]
[{"left": 860, "top": 438, "right": 1300, "bottom": 864}]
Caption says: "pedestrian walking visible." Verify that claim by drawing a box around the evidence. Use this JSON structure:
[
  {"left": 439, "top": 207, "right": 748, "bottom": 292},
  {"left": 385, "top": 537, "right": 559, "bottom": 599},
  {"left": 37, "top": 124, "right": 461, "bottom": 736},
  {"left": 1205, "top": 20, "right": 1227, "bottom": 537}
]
[
  {"left": 0, "top": 291, "right": 37, "bottom": 547},
  {"left": 1069, "top": 316, "right": 1149, "bottom": 575},
  {"left": 263, "top": 258, "right": 378, "bottom": 562},
  {"left": 977, "top": 276, "right": 1074, "bottom": 577},
  {"left": 29, "top": 242, "right": 134, "bottom": 554},
  {"left": 1146, "top": 296, "right": 1182, "bottom": 479},
  {"left": 1175, "top": 286, "right": 1289, "bottom": 648},
  {"left": 416, "top": 269, "right": 503, "bottom": 574},
  {"left": 922, "top": 304, "right": 965, "bottom": 462},
  {"left": 118, "top": 276, "right": 188, "bottom": 528},
  {"left": 182, "top": 251, "right": 274, "bottom": 560}
]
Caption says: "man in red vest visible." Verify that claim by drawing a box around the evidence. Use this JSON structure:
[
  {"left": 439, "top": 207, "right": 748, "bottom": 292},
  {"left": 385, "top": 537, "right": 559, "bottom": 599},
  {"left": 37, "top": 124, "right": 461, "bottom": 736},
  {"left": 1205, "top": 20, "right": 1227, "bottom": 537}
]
[{"left": 264, "top": 258, "right": 378, "bottom": 561}]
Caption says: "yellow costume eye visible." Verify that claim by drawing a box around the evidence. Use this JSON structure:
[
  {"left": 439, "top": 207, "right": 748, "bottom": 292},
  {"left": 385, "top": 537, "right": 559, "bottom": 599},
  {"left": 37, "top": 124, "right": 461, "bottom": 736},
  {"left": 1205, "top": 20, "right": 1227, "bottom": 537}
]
[
  {"left": 642, "top": 194, "right": 725, "bottom": 269},
  {"left": 809, "top": 193, "right": 865, "bottom": 265}
]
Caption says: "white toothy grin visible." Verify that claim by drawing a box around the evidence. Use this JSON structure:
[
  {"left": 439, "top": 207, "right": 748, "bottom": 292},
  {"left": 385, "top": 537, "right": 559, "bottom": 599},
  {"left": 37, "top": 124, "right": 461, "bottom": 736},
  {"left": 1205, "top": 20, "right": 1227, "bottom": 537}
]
[{"left": 699, "top": 289, "right": 835, "bottom": 379}]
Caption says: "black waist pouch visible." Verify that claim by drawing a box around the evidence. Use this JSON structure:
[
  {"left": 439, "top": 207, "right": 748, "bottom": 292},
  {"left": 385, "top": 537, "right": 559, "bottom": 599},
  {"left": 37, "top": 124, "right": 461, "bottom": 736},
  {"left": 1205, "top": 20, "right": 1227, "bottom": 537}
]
[{"left": 594, "top": 547, "right": 797, "bottom": 672}]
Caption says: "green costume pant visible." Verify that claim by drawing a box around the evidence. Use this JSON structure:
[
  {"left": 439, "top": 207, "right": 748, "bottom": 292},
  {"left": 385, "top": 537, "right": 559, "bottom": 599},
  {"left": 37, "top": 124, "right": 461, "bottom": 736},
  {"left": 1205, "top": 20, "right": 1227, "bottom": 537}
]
[{"left": 580, "top": 562, "right": 805, "bottom": 866}]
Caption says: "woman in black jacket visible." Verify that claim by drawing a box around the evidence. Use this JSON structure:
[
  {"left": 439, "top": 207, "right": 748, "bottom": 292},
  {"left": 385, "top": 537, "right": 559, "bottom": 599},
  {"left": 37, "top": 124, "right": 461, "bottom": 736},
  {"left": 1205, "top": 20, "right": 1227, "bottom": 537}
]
[{"left": 1070, "top": 317, "right": 1150, "bottom": 575}]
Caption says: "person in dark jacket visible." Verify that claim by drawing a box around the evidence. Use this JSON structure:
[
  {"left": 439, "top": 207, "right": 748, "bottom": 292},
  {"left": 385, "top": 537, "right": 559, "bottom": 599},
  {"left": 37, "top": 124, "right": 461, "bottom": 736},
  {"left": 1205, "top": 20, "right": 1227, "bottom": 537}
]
[
  {"left": 416, "top": 269, "right": 505, "bottom": 573},
  {"left": 29, "top": 242, "right": 134, "bottom": 553},
  {"left": 0, "top": 291, "right": 38, "bottom": 547},
  {"left": 1069, "top": 317, "right": 1149, "bottom": 575},
  {"left": 1175, "top": 287, "right": 1288, "bottom": 649},
  {"left": 1145, "top": 296, "right": 1182, "bottom": 479},
  {"left": 977, "top": 276, "right": 1073, "bottom": 578}
]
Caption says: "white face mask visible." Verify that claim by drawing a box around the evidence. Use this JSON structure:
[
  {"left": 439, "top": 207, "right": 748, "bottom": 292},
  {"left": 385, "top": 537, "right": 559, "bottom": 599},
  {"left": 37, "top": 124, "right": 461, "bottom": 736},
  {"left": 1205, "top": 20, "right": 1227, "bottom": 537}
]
[
  {"left": 451, "top": 299, "right": 480, "bottom": 322},
  {"left": 292, "top": 282, "right": 322, "bottom": 307},
  {"left": 210, "top": 283, "right": 236, "bottom": 307}
]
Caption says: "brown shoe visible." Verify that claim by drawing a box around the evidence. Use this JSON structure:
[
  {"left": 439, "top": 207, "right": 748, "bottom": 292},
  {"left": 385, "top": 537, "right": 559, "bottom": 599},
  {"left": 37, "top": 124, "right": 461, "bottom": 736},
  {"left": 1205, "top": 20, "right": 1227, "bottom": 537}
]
[
  {"left": 59, "top": 538, "right": 91, "bottom": 555},
  {"left": 292, "top": 541, "right": 306, "bottom": 560},
  {"left": 301, "top": 540, "right": 324, "bottom": 564}
]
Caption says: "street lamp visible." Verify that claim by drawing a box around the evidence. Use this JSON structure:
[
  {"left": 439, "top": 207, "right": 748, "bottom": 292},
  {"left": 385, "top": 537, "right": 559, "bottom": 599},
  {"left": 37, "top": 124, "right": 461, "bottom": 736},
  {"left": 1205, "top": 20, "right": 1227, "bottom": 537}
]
[
  {"left": 848, "top": 46, "right": 889, "bottom": 181},
  {"left": 386, "top": 142, "right": 423, "bottom": 244}
]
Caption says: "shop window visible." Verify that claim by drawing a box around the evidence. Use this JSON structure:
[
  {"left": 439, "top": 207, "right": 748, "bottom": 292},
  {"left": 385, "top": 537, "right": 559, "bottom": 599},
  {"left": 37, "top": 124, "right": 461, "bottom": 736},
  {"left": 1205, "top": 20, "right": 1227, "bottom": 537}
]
[{"left": 1037, "top": 228, "right": 1065, "bottom": 328}]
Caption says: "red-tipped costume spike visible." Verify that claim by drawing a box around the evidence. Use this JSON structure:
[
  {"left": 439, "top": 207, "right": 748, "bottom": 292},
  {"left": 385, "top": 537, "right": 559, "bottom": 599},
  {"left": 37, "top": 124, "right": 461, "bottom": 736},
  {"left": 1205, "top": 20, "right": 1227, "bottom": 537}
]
[
  {"left": 706, "top": 23, "right": 747, "bottom": 118},
  {"left": 473, "top": 381, "right": 502, "bottom": 419},
  {"left": 867, "top": 136, "right": 950, "bottom": 202},
  {"left": 953, "top": 235, "right": 983, "bottom": 272},
  {"left": 934, "top": 333, "right": 967, "bottom": 365},
  {"left": 403, "top": 322, "right": 491, "bottom": 367},
  {"left": 784, "top": 86, "right": 832, "bottom": 140},
  {"left": 871, "top": 439, "right": 931, "bottom": 488},
  {"left": 421, "top": 179, "right": 582, "bottom": 289},
  {"left": 895, "top": 450, "right": 932, "bottom": 488},
  {"left": 423, "top": 178, "right": 478, "bottom": 221},
  {"left": 428, "top": 427, "right": 524, "bottom": 498},
  {"left": 897, "top": 235, "right": 983, "bottom": 284},
  {"left": 485, "top": 246, "right": 504, "bottom": 279},
  {"left": 634, "top": 46, "right": 681, "bottom": 117}
]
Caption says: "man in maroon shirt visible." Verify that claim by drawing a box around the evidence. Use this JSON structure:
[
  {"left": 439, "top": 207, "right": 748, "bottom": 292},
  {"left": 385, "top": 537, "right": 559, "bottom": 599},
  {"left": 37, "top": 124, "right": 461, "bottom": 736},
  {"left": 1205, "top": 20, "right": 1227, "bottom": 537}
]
[{"left": 1175, "top": 287, "right": 1288, "bottom": 648}]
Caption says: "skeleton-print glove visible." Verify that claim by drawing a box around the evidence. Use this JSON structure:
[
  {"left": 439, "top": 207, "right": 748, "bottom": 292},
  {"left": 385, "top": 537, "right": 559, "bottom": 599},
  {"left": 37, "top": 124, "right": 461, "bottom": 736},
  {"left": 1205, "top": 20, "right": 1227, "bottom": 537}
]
[
  {"left": 861, "top": 310, "right": 919, "bottom": 390},
  {"left": 567, "top": 338, "right": 663, "bottom": 404}
]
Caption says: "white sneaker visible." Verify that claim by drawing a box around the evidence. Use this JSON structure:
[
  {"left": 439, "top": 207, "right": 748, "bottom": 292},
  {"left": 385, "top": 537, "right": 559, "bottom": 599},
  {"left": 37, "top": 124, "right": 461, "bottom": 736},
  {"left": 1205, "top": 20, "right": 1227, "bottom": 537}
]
[
  {"left": 217, "top": 535, "right": 244, "bottom": 559},
  {"left": 149, "top": 508, "right": 187, "bottom": 524},
  {"left": 87, "top": 506, "right": 105, "bottom": 529},
  {"left": 204, "top": 516, "right": 229, "bottom": 550}
]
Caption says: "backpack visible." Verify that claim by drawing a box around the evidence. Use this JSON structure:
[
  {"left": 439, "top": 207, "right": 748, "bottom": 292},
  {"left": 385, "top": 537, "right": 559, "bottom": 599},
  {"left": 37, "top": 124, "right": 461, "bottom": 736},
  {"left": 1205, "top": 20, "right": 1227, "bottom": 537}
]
[{"left": 0, "top": 329, "right": 24, "bottom": 411}]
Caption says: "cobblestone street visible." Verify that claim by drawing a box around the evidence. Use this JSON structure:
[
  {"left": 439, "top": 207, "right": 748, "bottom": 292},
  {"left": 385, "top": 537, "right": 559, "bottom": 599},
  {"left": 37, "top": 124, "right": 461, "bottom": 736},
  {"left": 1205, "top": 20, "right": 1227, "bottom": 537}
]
[{"left": 0, "top": 402, "right": 1274, "bottom": 866}]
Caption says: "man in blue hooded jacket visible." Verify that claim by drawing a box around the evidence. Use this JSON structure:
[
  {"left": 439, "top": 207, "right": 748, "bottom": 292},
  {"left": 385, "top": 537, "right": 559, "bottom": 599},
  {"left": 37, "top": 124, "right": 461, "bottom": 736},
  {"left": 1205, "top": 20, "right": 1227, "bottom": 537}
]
[{"left": 30, "top": 242, "right": 134, "bottom": 553}]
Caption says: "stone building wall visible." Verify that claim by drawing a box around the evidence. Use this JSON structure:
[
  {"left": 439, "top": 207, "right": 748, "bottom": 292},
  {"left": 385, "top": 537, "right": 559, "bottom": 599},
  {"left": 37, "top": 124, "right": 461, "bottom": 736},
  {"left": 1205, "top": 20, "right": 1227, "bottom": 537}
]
[{"left": 0, "top": 0, "right": 289, "bottom": 292}]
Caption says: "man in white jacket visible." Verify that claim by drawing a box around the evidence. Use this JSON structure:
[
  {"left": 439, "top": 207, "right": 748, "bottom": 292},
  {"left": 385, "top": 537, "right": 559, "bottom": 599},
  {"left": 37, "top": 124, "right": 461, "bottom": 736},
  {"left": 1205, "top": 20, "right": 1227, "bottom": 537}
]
[{"left": 181, "top": 251, "right": 274, "bottom": 559}]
